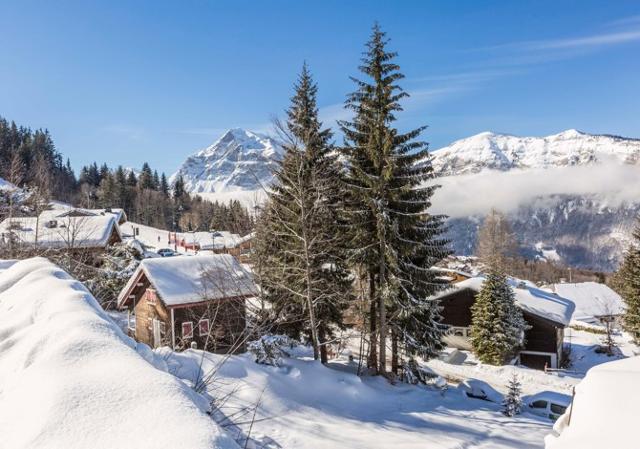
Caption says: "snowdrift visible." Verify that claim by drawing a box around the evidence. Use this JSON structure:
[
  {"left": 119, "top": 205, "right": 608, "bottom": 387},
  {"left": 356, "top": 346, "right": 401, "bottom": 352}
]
[
  {"left": 0, "top": 257, "right": 238, "bottom": 449},
  {"left": 545, "top": 355, "right": 640, "bottom": 449}
]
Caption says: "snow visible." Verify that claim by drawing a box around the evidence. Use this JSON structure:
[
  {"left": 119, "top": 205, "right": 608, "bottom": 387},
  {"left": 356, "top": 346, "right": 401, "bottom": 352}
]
[
  {"left": 171, "top": 128, "right": 282, "bottom": 194},
  {"left": 552, "top": 282, "right": 625, "bottom": 323},
  {"left": 120, "top": 221, "right": 248, "bottom": 253},
  {"left": 118, "top": 253, "right": 256, "bottom": 307},
  {"left": 47, "top": 202, "right": 128, "bottom": 223},
  {"left": 0, "top": 257, "right": 239, "bottom": 449},
  {"left": 535, "top": 242, "right": 561, "bottom": 262},
  {"left": 545, "top": 355, "right": 640, "bottom": 449},
  {"left": 159, "top": 347, "right": 553, "bottom": 449},
  {"left": 0, "top": 214, "right": 120, "bottom": 249},
  {"left": 433, "top": 276, "right": 575, "bottom": 326},
  {"left": 430, "top": 129, "right": 640, "bottom": 177}
]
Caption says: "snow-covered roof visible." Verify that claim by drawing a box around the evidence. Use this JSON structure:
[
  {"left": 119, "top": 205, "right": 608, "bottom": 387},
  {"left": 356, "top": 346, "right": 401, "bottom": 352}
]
[
  {"left": 0, "top": 214, "right": 121, "bottom": 249},
  {"left": 119, "top": 253, "right": 257, "bottom": 307},
  {"left": 0, "top": 257, "right": 238, "bottom": 449},
  {"left": 430, "top": 266, "right": 473, "bottom": 279},
  {"left": 196, "top": 230, "right": 244, "bottom": 250},
  {"left": 434, "top": 276, "right": 575, "bottom": 326},
  {"left": 48, "top": 203, "right": 127, "bottom": 223},
  {"left": 552, "top": 282, "right": 625, "bottom": 321},
  {"left": 546, "top": 356, "right": 640, "bottom": 449}
]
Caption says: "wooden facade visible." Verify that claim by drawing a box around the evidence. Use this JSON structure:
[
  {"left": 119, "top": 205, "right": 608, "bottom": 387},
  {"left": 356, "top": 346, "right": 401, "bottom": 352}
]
[
  {"left": 439, "top": 288, "right": 565, "bottom": 369},
  {"left": 122, "top": 269, "right": 247, "bottom": 353}
]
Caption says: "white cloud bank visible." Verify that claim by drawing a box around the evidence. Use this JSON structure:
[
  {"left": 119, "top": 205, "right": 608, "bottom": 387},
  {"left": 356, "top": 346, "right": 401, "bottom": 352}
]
[{"left": 430, "top": 162, "right": 640, "bottom": 218}]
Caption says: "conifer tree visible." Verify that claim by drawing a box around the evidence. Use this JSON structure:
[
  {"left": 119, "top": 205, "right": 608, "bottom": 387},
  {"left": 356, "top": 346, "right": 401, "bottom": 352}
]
[
  {"left": 613, "top": 220, "right": 640, "bottom": 343},
  {"left": 339, "top": 24, "right": 450, "bottom": 373},
  {"left": 258, "top": 64, "right": 352, "bottom": 363},
  {"left": 139, "top": 163, "right": 154, "bottom": 190},
  {"left": 160, "top": 173, "right": 170, "bottom": 197},
  {"left": 502, "top": 373, "right": 523, "bottom": 417},
  {"left": 470, "top": 269, "right": 527, "bottom": 365}
]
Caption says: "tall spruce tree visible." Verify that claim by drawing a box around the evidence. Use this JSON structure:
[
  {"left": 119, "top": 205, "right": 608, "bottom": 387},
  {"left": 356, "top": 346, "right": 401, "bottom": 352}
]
[
  {"left": 339, "top": 24, "right": 450, "bottom": 374},
  {"left": 469, "top": 269, "right": 527, "bottom": 365},
  {"left": 258, "top": 64, "right": 352, "bottom": 363},
  {"left": 613, "top": 220, "right": 640, "bottom": 343}
]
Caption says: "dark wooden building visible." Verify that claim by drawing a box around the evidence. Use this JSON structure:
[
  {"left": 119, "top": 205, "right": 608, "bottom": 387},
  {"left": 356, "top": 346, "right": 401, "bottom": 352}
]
[
  {"left": 435, "top": 277, "right": 574, "bottom": 369},
  {"left": 117, "top": 254, "right": 257, "bottom": 353}
]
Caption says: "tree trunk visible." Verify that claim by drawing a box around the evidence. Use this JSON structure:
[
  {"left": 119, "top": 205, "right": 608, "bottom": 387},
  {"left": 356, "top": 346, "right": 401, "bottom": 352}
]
[
  {"left": 378, "top": 239, "right": 387, "bottom": 376},
  {"left": 319, "top": 324, "right": 328, "bottom": 364},
  {"left": 368, "top": 272, "right": 378, "bottom": 373},
  {"left": 391, "top": 328, "right": 399, "bottom": 375}
]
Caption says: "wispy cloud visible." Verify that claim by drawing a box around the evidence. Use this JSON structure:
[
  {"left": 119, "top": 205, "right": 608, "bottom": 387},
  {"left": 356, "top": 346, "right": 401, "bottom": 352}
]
[
  {"left": 492, "top": 29, "right": 640, "bottom": 52},
  {"left": 102, "top": 124, "right": 148, "bottom": 142},
  {"left": 606, "top": 14, "right": 640, "bottom": 28}
]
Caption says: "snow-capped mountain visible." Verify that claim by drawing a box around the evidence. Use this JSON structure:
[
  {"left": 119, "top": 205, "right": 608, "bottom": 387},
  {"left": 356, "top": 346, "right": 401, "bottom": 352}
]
[
  {"left": 431, "top": 129, "right": 640, "bottom": 176},
  {"left": 173, "top": 128, "right": 639, "bottom": 270},
  {"left": 171, "top": 128, "right": 282, "bottom": 193},
  {"left": 431, "top": 130, "right": 640, "bottom": 271}
]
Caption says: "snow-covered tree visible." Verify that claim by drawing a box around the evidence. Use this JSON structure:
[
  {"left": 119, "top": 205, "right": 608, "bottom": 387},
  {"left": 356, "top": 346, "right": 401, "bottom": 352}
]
[
  {"left": 339, "top": 24, "right": 450, "bottom": 375},
  {"left": 502, "top": 373, "right": 523, "bottom": 417},
  {"left": 62, "top": 242, "right": 141, "bottom": 309},
  {"left": 470, "top": 269, "right": 527, "bottom": 365},
  {"left": 257, "top": 64, "right": 353, "bottom": 363},
  {"left": 248, "top": 334, "right": 295, "bottom": 367},
  {"left": 612, "top": 220, "right": 640, "bottom": 343}
]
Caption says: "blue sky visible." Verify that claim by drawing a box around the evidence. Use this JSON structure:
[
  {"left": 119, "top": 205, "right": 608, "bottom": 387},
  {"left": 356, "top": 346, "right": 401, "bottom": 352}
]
[{"left": 1, "top": 0, "right": 639, "bottom": 176}]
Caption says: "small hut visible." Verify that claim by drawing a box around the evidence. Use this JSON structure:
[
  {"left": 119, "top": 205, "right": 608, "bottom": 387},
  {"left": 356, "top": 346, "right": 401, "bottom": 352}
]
[
  {"left": 117, "top": 254, "right": 256, "bottom": 353},
  {"left": 434, "top": 277, "right": 574, "bottom": 369}
]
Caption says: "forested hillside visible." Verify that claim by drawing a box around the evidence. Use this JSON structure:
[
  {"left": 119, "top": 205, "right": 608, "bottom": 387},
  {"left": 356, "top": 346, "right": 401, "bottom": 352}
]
[{"left": 0, "top": 116, "right": 253, "bottom": 235}]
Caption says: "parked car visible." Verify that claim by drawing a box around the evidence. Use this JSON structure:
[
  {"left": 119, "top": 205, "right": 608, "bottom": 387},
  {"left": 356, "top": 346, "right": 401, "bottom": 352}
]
[
  {"left": 157, "top": 248, "right": 177, "bottom": 257},
  {"left": 525, "top": 391, "right": 571, "bottom": 421},
  {"left": 458, "top": 379, "right": 503, "bottom": 403}
]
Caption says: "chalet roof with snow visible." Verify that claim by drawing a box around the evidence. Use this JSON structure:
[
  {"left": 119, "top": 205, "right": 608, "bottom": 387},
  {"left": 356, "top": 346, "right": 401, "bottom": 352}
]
[
  {"left": 47, "top": 204, "right": 128, "bottom": 224},
  {"left": 552, "top": 282, "right": 625, "bottom": 322},
  {"left": 433, "top": 276, "right": 575, "bottom": 326},
  {"left": 0, "top": 214, "right": 121, "bottom": 249},
  {"left": 118, "top": 253, "right": 257, "bottom": 308}
]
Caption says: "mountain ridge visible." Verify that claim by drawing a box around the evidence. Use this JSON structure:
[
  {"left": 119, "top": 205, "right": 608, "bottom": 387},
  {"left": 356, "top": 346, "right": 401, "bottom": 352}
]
[
  {"left": 170, "top": 128, "right": 282, "bottom": 193},
  {"left": 430, "top": 129, "right": 640, "bottom": 177},
  {"left": 173, "top": 128, "right": 640, "bottom": 270}
]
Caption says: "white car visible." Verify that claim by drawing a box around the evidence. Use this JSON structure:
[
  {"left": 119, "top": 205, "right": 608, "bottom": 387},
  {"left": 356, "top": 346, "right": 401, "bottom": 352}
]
[{"left": 525, "top": 391, "right": 571, "bottom": 421}]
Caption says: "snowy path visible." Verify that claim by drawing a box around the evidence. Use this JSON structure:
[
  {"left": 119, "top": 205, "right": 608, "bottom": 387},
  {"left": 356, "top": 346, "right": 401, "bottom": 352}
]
[{"left": 161, "top": 350, "right": 553, "bottom": 449}]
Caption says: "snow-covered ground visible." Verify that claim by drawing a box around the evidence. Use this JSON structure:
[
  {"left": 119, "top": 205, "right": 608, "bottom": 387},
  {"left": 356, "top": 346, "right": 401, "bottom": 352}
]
[
  {"left": 120, "top": 221, "right": 248, "bottom": 254},
  {"left": 0, "top": 258, "right": 238, "bottom": 449},
  {"left": 159, "top": 347, "right": 554, "bottom": 449},
  {"left": 423, "top": 326, "right": 637, "bottom": 397}
]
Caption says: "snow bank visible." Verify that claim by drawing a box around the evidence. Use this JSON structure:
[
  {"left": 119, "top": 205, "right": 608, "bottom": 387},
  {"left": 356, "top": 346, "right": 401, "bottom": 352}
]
[
  {"left": 0, "top": 257, "right": 238, "bottom": 449},
  {"left": 160, "top": 349, "right": 552, "bottom": 449},
  {"left": 545, "top": 356, "right": 640, "bottom": 449}
]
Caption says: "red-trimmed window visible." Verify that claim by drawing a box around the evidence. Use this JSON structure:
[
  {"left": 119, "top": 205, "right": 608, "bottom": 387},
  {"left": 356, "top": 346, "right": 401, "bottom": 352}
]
[
  {"left": 198, "top": 319, "right": 210, "bottom": 337},
  {"left": 182, "top": 321, "right": 194, "bottom": 339}
]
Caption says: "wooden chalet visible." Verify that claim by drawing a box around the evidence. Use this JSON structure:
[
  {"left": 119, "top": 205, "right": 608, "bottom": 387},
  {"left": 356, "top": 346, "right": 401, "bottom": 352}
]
[
  {"left": 0, "top": 212, "right": 122, "bottom": 254},
  {"left": 434, "top": 277, "right": 575, "bottom": 369},
  {"left": 117, "top": 254, "right": 257, "bottom": 353}
]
